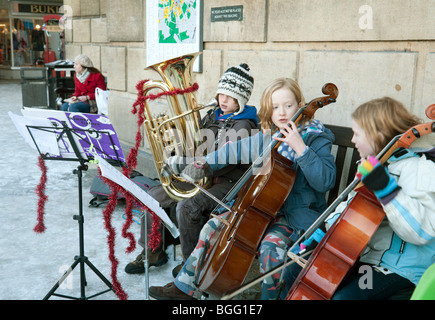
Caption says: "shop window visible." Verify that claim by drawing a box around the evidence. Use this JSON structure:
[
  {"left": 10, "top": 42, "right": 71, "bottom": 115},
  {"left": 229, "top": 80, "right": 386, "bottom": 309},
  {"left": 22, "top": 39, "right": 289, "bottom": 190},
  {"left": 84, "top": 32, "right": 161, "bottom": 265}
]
[
  {"left": 0, "top": 22, "right": 9, "bottom": 66},
  {"left": 12, "top": 18, "right": 45, "bottom": 67}
]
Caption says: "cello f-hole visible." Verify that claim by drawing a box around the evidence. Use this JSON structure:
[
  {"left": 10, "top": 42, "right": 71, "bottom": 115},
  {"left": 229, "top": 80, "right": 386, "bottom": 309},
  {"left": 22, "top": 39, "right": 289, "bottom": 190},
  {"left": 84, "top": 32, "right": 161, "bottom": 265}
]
[{"left": 226, "top": 211, "right": 240, "bottom": 241}]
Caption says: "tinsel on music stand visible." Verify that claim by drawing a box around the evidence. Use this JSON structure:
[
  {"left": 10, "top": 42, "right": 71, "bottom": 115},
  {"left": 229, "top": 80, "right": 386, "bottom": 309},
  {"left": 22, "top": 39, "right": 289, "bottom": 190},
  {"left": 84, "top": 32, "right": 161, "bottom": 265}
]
[
  {"left": 126, "top": 79, "right": 199, "bottom": 249},
  {"left": 34, "top": 155, "right": 48, "bottom": 233},
  {"left": 33, "top": 79, "right": 199, "bottom": 300},
  {"left": 99, "top": 79, "right": 199, "bottom": 299}
]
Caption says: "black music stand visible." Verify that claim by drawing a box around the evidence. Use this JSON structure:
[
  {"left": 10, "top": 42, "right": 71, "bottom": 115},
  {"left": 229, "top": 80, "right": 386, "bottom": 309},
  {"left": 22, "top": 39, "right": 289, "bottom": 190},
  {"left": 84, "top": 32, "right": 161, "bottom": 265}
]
[{"left": 26, "top": 119, "right": 124, "bottom": 300}]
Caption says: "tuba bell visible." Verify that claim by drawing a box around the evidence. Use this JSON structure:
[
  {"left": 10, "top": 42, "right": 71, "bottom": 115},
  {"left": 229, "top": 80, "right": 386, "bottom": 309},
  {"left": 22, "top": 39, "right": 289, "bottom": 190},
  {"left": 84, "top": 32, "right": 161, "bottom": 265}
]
[{"left": 140, "top": 52, "right": 211, "bottom": 201}]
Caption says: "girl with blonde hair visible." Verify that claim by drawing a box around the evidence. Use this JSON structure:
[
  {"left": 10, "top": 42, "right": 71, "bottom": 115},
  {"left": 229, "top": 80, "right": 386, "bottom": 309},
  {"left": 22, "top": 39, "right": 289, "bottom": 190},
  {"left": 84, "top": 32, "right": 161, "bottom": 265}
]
[
  {"left": 258, "top": 78, "right": 307, "bottom": 131},
  {"left": 284, "top": 97, "right": 435, "bottom": 300},
  {"left": 150, "top": 78, "right": 336, "bottom": 300}
]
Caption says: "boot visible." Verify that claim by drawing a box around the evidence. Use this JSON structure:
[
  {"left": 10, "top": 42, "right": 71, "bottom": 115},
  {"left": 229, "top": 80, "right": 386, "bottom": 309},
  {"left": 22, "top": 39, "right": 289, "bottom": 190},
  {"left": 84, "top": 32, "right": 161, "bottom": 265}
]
[
  {"left": 149, "top": 282, "right": 195, "bottom": 300},
  {"left": 124, "top": 248, "right": 168, "bottom": 274},
  {"left": 172, "top": 263, "right": 183, "bottom": 278}
]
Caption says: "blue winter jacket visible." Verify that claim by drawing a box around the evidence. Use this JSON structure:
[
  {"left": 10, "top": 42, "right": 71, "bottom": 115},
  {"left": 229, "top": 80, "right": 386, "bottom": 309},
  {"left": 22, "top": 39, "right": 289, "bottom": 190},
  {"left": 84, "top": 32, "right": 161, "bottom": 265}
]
[
  {"left": 326, "top": 134, "right": 435, "bottom": 285},
  {"left": 204, "top": 120, "right": 336, "bottom": 241}
]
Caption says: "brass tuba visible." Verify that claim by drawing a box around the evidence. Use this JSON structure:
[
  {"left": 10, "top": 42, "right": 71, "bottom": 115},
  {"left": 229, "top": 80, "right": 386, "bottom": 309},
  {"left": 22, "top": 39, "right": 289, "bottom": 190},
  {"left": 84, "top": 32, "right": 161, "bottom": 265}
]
[{"left": 140, "top": 52, "right": 211, "bottom": 201}]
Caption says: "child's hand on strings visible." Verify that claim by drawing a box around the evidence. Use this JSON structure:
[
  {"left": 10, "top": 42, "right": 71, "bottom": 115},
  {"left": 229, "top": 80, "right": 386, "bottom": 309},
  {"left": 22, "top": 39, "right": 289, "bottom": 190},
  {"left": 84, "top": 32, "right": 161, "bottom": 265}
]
[{"left": 273, "top": 120, "right": 307, "bottom": 156}]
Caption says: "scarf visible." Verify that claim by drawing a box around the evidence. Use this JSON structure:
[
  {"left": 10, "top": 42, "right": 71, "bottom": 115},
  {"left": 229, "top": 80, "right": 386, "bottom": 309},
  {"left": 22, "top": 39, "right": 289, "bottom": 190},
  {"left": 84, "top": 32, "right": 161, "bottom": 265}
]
[
  {"left": 76, "top": 68, "right": 90, "bottom": 84},
  {"left": 274, "top": 119, "right": 325, "bottom": 162}
]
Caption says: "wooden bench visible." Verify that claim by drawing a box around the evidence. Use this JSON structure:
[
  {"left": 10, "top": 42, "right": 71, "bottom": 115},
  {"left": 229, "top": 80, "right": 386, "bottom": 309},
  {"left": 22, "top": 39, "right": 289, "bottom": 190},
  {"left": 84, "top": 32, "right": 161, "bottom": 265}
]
[{"left": 325, "top": 124, "right": 360, "bottom": 205}]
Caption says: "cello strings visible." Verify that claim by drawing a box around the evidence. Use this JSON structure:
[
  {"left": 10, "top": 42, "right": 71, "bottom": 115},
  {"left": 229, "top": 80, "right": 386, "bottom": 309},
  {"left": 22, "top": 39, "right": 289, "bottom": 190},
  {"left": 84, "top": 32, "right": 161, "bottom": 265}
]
[
  {"left": 206, "top": 105, "right": 308, "bottom": 216},
  {"left": 221, "top": 249, "right": 313, "bottom": 300}
]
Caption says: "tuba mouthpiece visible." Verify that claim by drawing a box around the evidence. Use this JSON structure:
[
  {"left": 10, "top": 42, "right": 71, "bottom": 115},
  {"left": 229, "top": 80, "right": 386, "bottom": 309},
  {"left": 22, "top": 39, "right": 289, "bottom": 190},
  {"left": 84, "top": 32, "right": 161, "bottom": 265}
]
[{"left": 205, "top": 98, "right": 218, "bottom": 108}]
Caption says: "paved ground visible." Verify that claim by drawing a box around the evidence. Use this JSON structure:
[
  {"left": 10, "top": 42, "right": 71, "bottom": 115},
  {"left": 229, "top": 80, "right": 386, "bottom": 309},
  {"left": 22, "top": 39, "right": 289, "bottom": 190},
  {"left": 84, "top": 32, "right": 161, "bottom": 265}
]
[
  {"left": 0, "top": 80, "right": 261, "bottom": 302},
  {"left": 0, "top": 81, "right": 180, "bottom": 300}
]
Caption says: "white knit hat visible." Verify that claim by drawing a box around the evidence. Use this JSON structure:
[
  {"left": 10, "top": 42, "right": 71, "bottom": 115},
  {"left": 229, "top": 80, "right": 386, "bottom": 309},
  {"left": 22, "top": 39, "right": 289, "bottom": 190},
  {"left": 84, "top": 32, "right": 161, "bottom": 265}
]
[
  {"left": 216, "top": 63, "right": 254, "bottom": 114},
  {"left": 74, "top": 54, "right": 94, "bottom": 68}
]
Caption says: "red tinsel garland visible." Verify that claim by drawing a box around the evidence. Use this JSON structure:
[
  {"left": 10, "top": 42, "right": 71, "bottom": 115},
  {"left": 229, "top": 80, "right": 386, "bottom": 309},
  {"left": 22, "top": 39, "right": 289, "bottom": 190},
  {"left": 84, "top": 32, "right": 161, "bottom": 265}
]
[
  {"left": 99, "top": 79, "right": 198, "bottom": 299},
  {"left": 127, "top": 79, "right": 199, "bottom": 250},
  {"left": 101, "top": 175, "right": 128, "bottom": 300},
  {"left": 34, "top": 155, "right": 48, "bottom": 233},
  {"left": 33, "top": 79, "right": 199, "bottom": 300}
]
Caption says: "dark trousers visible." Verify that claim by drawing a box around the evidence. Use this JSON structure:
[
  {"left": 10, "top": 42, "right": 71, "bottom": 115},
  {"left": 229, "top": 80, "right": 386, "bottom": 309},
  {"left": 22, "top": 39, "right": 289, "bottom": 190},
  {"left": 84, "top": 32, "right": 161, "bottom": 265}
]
[
  {"left": 139, "top": 178, "right": 234, "bottom": 261},
  {"left": 283, "top": 257, "right": 414, "bottom": 300}
]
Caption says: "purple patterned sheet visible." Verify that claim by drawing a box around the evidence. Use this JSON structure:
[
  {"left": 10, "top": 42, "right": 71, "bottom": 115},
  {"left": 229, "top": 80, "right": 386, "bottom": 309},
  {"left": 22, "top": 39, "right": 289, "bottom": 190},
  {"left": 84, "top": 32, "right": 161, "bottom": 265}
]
[{"left": 21, "top": 108, "right": 125, "bottom": 164}]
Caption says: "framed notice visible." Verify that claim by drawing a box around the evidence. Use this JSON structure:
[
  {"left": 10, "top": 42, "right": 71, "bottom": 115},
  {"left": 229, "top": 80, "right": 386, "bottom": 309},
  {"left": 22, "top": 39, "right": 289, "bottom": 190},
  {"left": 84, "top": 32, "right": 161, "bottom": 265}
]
[{"left": 146, "top": 0, "right": 203, "bottom": 72}]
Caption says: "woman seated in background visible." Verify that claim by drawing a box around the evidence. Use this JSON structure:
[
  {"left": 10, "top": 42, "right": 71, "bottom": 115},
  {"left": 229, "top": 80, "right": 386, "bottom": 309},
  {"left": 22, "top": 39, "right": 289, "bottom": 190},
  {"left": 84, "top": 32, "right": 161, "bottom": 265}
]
[{"left": 61, "top": 54, "right": 106, "bottom": 113}]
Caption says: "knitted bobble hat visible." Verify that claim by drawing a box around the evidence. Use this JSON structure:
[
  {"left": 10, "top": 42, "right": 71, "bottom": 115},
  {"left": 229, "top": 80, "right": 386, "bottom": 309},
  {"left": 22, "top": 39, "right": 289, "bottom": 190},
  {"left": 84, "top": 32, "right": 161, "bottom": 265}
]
[
  {"left": 216, "top": 63, "right": 254, "bottom": 114},
  {"left": 74, "top": 54, "right": 94, "bottom": 68}
]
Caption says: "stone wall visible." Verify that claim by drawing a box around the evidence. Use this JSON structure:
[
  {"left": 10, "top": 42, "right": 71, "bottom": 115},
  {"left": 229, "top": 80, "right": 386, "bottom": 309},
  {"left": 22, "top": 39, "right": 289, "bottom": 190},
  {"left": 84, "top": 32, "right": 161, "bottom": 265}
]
[{"left": 64, "top": 0, "right": 435, "bottom": 176}]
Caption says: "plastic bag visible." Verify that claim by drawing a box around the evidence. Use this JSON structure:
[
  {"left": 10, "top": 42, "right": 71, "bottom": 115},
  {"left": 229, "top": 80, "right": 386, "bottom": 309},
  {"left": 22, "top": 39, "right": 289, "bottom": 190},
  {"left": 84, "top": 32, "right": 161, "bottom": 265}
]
[{"left": 95, "top": 87, "right": 110, "bottom": 115}]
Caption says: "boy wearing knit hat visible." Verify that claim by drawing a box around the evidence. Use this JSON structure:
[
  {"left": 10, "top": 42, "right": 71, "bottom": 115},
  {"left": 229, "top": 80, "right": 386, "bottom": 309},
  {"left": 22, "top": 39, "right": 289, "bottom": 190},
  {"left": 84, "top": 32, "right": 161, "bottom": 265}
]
[
  {"left": 215, "top": 63, "right": 254, "bottom": 115},
  {"left": 125, "top": 64, "right": 259, "bottom": 278},
  {"left": 201, "top": 63, "right": 258, "bottom": 149}
]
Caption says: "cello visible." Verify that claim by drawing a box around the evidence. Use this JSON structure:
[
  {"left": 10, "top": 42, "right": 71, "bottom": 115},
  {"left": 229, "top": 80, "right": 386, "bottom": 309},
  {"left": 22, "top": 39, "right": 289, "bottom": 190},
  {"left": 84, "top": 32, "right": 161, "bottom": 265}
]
[
  {"left": 194, "top": 83, "right": 339, "bottom": 298},
  {"left": 286, "top": 104, "right": 435, "bottom": 300}
]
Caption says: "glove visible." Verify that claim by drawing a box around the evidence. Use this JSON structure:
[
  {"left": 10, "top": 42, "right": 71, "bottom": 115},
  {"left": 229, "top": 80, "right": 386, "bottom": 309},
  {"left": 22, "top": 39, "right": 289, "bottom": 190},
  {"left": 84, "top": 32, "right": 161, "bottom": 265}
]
[
  {"left": 356, "top": 156, "right": 400, "bottom": 199},
  {"left": 300, "top": 228, "right": 325, "bottom": 251},
  {"left": 290, "top": 228, "right": 325, "bottom": 254},
  {"left": 180, "top": 159, "right": 211, "bottom": 183},
  {"left": 161, "top": 156, "right": 193, "bottom": 177}
]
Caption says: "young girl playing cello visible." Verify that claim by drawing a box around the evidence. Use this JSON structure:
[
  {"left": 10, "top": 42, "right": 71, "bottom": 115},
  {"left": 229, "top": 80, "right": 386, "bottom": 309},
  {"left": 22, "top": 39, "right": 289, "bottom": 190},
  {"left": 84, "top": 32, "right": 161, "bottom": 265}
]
[
  {"left": 284, "top": 97, "right": 435, "bottom": 300},
  {"left": 149, "top": 78, "right": 336, "bottom": 300}
]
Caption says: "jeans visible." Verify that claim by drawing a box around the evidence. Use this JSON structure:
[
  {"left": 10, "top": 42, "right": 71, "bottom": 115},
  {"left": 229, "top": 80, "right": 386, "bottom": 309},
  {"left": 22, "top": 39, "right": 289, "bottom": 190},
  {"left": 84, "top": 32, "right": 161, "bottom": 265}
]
[{"left": 61, "top": 101, "right": 90, "bottom": 113}]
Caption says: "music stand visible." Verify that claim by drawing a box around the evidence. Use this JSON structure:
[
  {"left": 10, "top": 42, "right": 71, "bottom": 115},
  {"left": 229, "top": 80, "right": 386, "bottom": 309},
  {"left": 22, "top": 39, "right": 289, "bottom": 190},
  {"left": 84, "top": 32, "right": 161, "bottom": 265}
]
[{"left": 24, "top": 112, "right": 125, "bottom": 300}]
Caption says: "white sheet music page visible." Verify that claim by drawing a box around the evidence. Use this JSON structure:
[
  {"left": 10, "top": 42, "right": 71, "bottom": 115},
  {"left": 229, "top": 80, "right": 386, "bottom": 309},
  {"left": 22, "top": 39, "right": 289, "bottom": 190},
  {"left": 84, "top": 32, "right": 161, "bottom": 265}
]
[
  {"left": 8, "top": 111, "right": 60, "bottom": 156},
  {"left": 95, "top": 154, "right": 179, "bottom": 238}
]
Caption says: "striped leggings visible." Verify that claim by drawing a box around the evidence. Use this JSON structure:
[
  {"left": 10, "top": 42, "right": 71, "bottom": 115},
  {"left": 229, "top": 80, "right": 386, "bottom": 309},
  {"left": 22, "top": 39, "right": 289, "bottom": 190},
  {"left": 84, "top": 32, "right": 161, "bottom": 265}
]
[{"left": 174, "top": 214, "right": 294, "bottom": 300}]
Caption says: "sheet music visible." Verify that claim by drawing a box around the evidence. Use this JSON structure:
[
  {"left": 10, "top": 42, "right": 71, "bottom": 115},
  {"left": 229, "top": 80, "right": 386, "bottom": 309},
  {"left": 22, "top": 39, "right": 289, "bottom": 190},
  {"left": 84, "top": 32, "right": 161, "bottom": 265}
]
[
  {"left": 95, "top": 155, "right": 179, "bottom": 238},
  {"left": 8, "top": 111, "right": 60, "bottom": 155},
  {"left": 20, "top": 108, "right": 125, "bottom": 162}
]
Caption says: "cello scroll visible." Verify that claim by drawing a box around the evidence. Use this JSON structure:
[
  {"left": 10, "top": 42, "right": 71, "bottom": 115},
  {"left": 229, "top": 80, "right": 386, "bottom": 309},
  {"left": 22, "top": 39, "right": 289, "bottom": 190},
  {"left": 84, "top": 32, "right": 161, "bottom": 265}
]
[
  {"left": 394, "top": 103, "right": 435, "bottom": 151},
  {"left": 426, "top": 104, "right": 435, "bottom": 120},
  {"left": 301, "top": 83, "right": 339, "bottom": 119}
]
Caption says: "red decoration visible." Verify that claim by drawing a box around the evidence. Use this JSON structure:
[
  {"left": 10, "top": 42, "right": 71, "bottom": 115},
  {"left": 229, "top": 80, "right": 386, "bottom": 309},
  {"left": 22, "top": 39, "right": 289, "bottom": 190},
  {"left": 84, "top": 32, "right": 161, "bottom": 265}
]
[
  {"left": 100, "top": 79, "right": 199, "bottom": 298},
  {"left": 33, "top": 79, "right": 199, "bottom": 300},
  {"left": 101, "top": 173, "right": 128, "bottom": 300},
  {"left": 34, "top": 156, "right": 48, "bottom": 233}
]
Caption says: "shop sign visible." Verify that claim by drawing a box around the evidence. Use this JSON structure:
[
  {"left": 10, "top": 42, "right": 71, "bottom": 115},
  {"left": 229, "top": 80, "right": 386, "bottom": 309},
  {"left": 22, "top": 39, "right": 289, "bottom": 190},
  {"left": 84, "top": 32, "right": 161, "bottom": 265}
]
[{"left": 13, "top": 3, "right": 61, "bottom": 15}]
